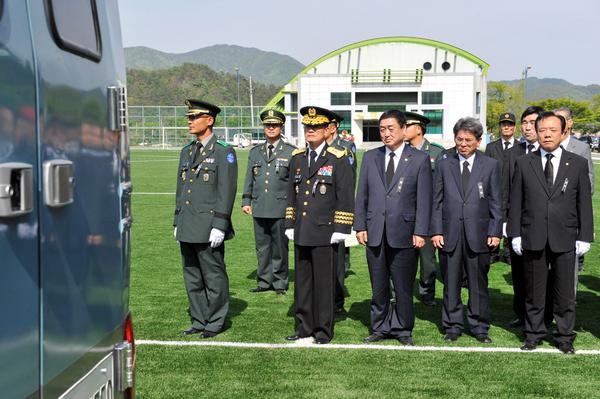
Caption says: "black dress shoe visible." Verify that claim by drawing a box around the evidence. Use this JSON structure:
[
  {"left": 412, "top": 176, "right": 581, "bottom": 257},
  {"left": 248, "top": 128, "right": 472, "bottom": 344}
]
[
  {"left": 520, "top": 340, "right": 539, "bottom": 351},
  {"left": 421, "top": 297, "right": 436, "bottom": 307},
  {"left": 285, "top": 334, "right": 302, "bottom": 341},
  {"left": 250, "top": 287, "right": 270, "bottom": 293},
  {"left": 200, "top": 331, "right": 217, "bottom": 339},
  {"left": 558, "top": 342, "right": 575, "bottom": 354},
  {"left": 181, "top": 327, "right": 203, "bottom": 335},
  {"left": 508, "top": 318, "right": 525, "bottom": 328},
  {"left": 444, "top": 333, "right": 460, "bottom": 342},
  {"left": 398, "top": 336, "right": 414, "bottom": 346},
  {"left": 275, "top": 289, "right": 286, "bottom": 295},
  {"left": 315, "top": 338, "right": 330, "bottom": 345},
  {"left": 363, "top": 334, "right": 385, "bottom": 343},
  {"left": 475, "top": 334, "right": 492, "bottom": 344}
]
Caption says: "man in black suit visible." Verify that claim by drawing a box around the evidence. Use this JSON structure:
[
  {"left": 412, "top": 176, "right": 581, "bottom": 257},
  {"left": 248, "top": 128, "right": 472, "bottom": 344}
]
[
  {"left": 485, "top": 112, "right": 517, "bottom": 264},
  {"left": 430, "top": 117, "right": 502, "bottom": 344},
  {"left": 502, "top": 106, "right": 544, "bottom": 328},
  {"left": 508, "top": 111, "right": 593, "bottom": 354},
  {"left": 354, "top": 110, "right": 432, "bottom": 346},
  {"left": 284, "top": 106, "right": 355, "bottom": 345}
]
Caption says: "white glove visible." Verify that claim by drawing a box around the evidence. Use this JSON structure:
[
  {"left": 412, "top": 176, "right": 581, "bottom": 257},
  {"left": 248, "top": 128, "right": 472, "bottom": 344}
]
[
  {"left": 502, "top": 223, "right": 507, "bottom": 238},
  {"left": 330, "top": 232, "right": 348, "bottom": 244},
  {"left": 173, "top": 227, "right": 177, "bottom": 239},
  {"left": 512, "top": 236, "right": 523, "bottom": 256},
  {"left": 576, "top": 241, "right": 591, "bottom": 256},
  {"left": 285, "top": 228, "right": 294, "bottom": 241},
  {"left": 209, "top": 228, "right": 225, "bottom": 248}
]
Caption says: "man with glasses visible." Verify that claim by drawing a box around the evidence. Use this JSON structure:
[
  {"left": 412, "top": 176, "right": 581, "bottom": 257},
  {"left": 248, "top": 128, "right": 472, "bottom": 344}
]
[
  {"left": 284, "top": 106, "right": 355, "bottom": 344},
  {"left": 174, "top": 99, "right": 237, "bottom": 339},
  {"left": 431, "top": 117, "right": 502, "bottom": 344},
  {"left": 242, "top": 109, "right": 296, "bottom": 295}
]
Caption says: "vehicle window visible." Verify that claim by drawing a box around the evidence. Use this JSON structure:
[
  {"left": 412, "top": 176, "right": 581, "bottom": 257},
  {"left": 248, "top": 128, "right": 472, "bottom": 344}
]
[{"left": 46, "top": 0, "right": 102, "bottom": 61}]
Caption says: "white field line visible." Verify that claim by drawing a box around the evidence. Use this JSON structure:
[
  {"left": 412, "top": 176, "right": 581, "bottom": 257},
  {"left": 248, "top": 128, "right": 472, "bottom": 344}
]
[
  {"left": 137, "top": 339, "right": 600, "bottom": 355},
  {"left": 133, "top": 192, "right": 246, "bottom": 195}
]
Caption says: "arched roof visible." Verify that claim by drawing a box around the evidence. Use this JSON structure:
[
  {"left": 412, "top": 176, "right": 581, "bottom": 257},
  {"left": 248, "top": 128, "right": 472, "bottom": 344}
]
[{"left": 265, "top": 36, "right": 489, "bottom": 109}]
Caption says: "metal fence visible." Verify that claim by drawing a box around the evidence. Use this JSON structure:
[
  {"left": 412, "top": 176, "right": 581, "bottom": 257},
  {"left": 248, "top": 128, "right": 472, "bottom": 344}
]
[{"left": 128, "top": 105, "right": 267, "bottom": 148}]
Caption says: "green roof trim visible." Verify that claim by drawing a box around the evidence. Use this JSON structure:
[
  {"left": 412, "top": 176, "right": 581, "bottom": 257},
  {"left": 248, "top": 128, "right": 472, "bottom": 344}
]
[{"left": 264, "top": 36, "right": 489, "bottom": 110}]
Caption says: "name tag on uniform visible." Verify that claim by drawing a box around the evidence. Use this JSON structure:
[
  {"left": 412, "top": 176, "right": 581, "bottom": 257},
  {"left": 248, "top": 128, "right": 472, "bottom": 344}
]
[
  {"left": 562, "top": 178, "right": 569, "bottom": 193},
  {"left": 478, "top": 182, "right": 484, "bottom": 199},
  {"left": 317, "top": 165, "right": 333, "bottom": 176},
  {"left": 203, "top": 158, "right": 215, "bottom": 164}
]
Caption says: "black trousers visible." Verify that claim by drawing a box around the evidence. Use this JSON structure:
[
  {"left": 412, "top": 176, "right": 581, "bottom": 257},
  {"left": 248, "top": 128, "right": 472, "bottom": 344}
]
[
  {"left": 440, "top": 231, "right": 490, "bottom": 335},
  {"left": 253, "top": 217, "right": 289, "bottom": 290},
  {"left": 523, "top": 246, "right": 576, "bottom": 344},
  {"left": 334, "top": 242, "right": 346, "bottom": 309},
  {"left": 508, "top": 238, "right": 526, "bottom": 320},
  {"left": 366, "top": 237, "right": 418, "bottom": 338},
  {"left": 417, "top": 239, "right": 438, "bottom": 301},
  {"left": 293, "top": 244, "right": 336, "bottom": 341}
]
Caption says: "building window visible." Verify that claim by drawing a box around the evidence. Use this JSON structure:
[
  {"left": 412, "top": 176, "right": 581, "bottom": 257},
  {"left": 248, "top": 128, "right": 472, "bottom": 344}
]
[
  {"left": 424, "top": 110, "right": 443, "bottom": 134},
  {"left": 476, "top": 92, "right": 481, "bottom": 114},
  {"left": 331, "top": 92, "right": 351, "bottom": 106},
  {"left": 290, "top": 93, "right": 298, "bottom": 112},
  {"left": 367, "top": 104, "right": 406, "bottom": 113},
  {"left": 47, "top": 0, "right": 102, "bottom": 61},
  {"left": 422, "top": 92, "right": 443, "bottom": 105},
  {"left": 335, "top": 110, "right": 352, "bottom": 134}
]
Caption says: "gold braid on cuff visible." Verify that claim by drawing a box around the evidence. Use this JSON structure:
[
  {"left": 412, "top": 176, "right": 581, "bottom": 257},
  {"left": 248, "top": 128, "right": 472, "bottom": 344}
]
[
  {"left": 334, "top": 211, "right": 354, "bottom": 225},
  {"left": 285, "top": 207, "right": 296, "bottom": 221}
]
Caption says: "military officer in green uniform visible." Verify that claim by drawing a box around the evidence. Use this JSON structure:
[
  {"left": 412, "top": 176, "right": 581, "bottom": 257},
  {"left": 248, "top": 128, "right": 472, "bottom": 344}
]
[
  {"left": 404, "top": 111, "right": 443, "bottom": 306},
  {"left": 284, "top": 106, "right": 355, "bottom": 344},
  {"left": 327, "top": 111, "right": 357, "bottom": 313},
  {"left": 174, "top": 99, "right": 237, "bottom": 338},
  {"left": 242, "top": 109, "right": 296, "bottom": 294}
]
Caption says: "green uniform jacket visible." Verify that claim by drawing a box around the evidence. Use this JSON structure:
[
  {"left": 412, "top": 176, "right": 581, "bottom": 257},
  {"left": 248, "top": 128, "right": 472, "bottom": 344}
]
[
  {"left": 242, "top": 140, "right": 296, "bottom": 218},
  {"left": 174, "top": 134, "right": 238, "bottom": 243},
  {"left": 332, "top": 135, "right": 357, "bottom": 172},
  {"left": 419, "top": 138, "right": 444, "bottom": 171}
]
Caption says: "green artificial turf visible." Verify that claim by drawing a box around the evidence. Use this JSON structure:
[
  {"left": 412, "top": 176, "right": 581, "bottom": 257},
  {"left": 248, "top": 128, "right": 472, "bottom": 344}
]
[{"left": 130, "top": 148, "right": 600, "bottom": 398}]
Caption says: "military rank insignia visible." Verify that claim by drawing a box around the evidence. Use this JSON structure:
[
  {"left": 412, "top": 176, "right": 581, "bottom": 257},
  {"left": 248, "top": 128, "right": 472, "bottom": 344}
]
[
  {"left": 203, "top": 158, "right": 215, "bottom": 164},
  {"left": 203, "top": 173, "right": 210, "bottom": 182},
  {"left": 317, "top": 165, "right": 333, "bottom": 176}
]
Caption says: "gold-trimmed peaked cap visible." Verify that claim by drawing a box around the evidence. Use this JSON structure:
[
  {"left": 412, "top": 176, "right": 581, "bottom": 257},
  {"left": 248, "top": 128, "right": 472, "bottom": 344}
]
[
  {"left": 499, "top": 112, "right": 516, "bottom": 124},
  {"left": 185, "top": 99, "right": 221, "bottom": 117},
  {"left": 260, "top": 109, "right": 286, "bottom": 125},
  {"left": 300, "top": 106, "right": 334, "bottom": 126},
  {"left": 330, "top": 111, "right": 344, "bottom": 126}
]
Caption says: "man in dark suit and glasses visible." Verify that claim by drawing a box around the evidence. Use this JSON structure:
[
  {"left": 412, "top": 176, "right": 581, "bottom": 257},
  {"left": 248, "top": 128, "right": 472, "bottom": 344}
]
[
  {"left": 508, "top": 111, "right": 593, "bottom": 354},
  {"left": 354, "top": 109, "right": 432, "bottom": 346},
  {"left": 430, "top": 117, "right": 502, "bottom": 344},
  {"left": 502, "top": 106, "right": 544, "bottom": 328}
]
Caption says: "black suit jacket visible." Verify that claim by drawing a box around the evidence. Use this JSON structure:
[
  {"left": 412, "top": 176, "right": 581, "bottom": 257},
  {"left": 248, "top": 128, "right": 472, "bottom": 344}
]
[
  {"left": 286, "top": 144, "right": 355, "bottom": 247},
  {"left": 501, "top": 141, "right": 527, "bottom": 220},
  {"left": 430, "top": 152, "right": 502, "bottom": 253},
  {"left": 507, "top": 149, "right": 593, "bottom": 252},
  {"left": 354, "top": 145, "right": 432, "bottom": 248},
  {"left": 484, "top": 139, "right": 506, "bottom": 163}
]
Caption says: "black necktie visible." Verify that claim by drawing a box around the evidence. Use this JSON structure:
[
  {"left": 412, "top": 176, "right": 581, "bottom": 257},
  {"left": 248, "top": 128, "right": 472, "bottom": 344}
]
[
  {"left": 504, "top": 141, "right": 510, "bottom": 151},
  {"left": 527, "top": 143, "right": 535, "bottom": 153},
  {"left": 462, "top": 160, "right": 470, "bottom": 195},
  {"left": 386, "top": 152, "right": 395, "bottom": 188},
  {"left": 193, "top": 141, "right": 202, "bottom": 161},
  {"left": 268, "top": 144, "right": 274, "bottom": 159},
  {"left": 544, "top": 153, "right": 554, "bottom": 188},
  {"left": 309, "top": 150, "right": 317, "bottom": 170}
]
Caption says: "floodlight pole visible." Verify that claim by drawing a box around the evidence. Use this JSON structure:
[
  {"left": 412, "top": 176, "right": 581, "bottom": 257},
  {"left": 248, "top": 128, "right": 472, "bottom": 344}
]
[{"left": 522, "top": 65, "right": 532, "bottom": 105}]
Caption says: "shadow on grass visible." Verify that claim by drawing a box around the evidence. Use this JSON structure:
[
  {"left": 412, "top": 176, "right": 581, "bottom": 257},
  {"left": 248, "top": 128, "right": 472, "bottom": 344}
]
[{"left": 222, "top": 296, "right": 248, "bottom": 333}]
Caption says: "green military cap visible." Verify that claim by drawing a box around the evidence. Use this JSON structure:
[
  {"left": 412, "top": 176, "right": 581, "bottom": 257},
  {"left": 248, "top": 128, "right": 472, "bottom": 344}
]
[
  {"left": 330, "top": 111, "right": 344, "bottom": 126},
  {"left": 260, "top": 109, "right": 286, "bottom": 124},
  {"left": 299, "top": 106, "right": 334, "bottom": 126},
  {"left": 185, "top": 99, "right": 221, "bottom": 117},
  {"left": 499, "top": 112, "right": 516, "bottom": 124},
  {"left": 405, "top": 111, "right": 431, "bottom": 127}
]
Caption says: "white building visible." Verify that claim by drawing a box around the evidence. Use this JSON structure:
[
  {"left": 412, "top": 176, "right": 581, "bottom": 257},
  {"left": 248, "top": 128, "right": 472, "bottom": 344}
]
[{"left": 265, "top": 37, "right": 489, "bottom": 148}]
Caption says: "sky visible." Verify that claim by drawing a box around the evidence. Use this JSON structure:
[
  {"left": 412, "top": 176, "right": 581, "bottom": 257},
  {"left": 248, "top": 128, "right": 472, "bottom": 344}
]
[{"left": 118, "top": 0, "right": 600, "bottom": 86}]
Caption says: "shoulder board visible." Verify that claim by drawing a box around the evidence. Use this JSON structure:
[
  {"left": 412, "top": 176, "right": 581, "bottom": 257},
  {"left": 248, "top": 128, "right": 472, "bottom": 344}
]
[
  {"left": 292, "top": 148, "right": 305, "bottom": 156},
  {"left": 283, "top": 141, "right": 297, "bottom": 149},
  {"left": 216, "top": 139, "right": 230, "bottom": 147},
  {"left": 430, "top": 142, "right": 445, "bottom": 149},
  {"left": 250, "top": 143, "right": 262, "bottom": 150},
  {"left": 183, "top": 140, "right": 195, "bottom": 149},
  {"left": 327, "top": 146, "right": 345, "bottom": 158}
]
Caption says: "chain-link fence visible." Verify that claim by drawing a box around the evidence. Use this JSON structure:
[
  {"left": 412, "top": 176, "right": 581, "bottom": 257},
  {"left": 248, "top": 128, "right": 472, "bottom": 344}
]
[{"left": 128, "top": 105, "right": 267, "bottom": 148}]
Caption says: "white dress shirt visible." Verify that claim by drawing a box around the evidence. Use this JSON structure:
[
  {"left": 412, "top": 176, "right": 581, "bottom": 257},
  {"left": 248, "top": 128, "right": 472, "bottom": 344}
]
[
  {"left": 458, "top": 152, "right": 476, "bottom": 173},
  {"left": 385, "top": 142, "right": 405, "bottom": 173},
  {"left": 539, "top": 146, "right": 562, "bottom": 184}
]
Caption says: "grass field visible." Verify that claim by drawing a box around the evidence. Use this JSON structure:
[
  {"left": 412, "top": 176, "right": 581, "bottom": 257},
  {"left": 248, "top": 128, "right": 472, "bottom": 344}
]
[{"left": 130, "top": 148, "right": 600, "bottom": 398}]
